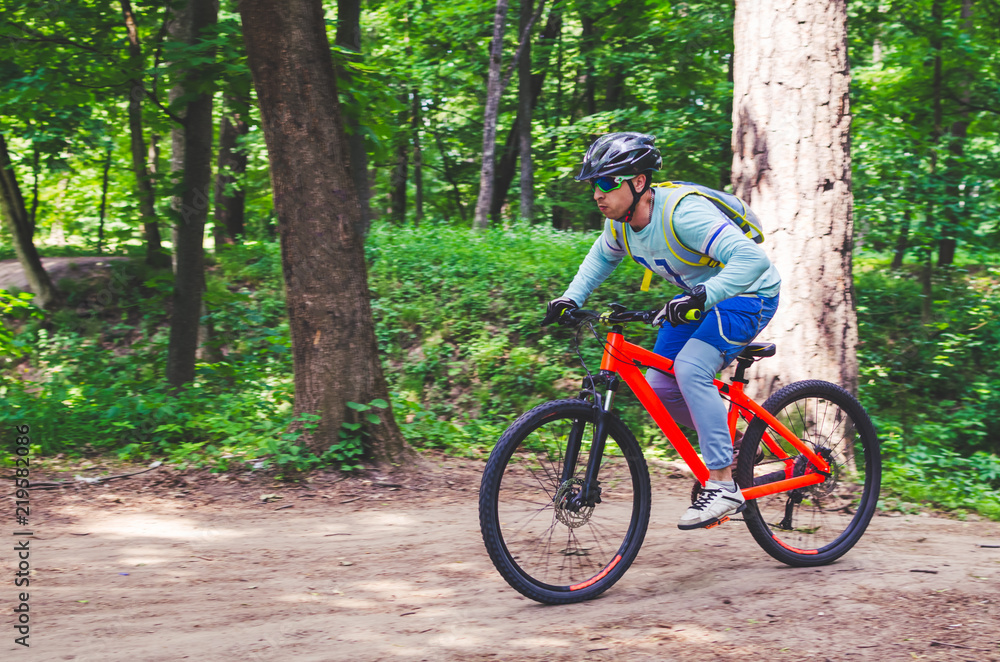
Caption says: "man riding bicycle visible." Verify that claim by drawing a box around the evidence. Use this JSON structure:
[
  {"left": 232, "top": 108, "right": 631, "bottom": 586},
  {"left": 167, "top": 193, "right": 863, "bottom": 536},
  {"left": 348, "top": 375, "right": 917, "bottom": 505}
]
[{"left": 542, "top": 132, "right": 781, "bottom": 530}]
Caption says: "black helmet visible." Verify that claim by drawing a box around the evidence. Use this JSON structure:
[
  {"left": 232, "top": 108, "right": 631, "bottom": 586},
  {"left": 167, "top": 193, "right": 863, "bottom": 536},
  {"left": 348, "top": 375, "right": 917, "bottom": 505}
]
[{"left": 574, "top": 132, "right": 662, "bottom": 181}]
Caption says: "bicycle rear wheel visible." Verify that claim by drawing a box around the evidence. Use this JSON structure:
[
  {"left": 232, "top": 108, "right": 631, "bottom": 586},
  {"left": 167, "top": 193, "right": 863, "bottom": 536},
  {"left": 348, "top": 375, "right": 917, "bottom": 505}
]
[
  {"left": 735, "top": 380, "right": 881, "bottom": 566},
  {"left": 479, "top": 399, "right": 651, "bottom": 604}
]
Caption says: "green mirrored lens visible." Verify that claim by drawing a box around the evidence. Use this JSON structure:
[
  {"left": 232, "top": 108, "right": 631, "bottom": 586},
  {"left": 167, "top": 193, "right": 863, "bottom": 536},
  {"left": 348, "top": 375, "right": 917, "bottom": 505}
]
[{"left": 592, "top": 176, "right": 622, "bottom": 192}]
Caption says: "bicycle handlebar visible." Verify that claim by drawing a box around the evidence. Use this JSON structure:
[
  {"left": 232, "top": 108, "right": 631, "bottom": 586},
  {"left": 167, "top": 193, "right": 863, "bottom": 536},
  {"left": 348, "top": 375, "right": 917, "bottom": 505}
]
[
  {"left": 565, "top": 304, "right": 702, "bottom": 327},
  {"left": 565, "top": 306, "right": 659, "bottom": 326}
]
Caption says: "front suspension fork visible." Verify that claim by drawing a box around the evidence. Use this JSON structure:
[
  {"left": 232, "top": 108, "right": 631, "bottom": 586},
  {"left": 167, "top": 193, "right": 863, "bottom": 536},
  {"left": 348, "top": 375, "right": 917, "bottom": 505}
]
[{"left": 563, "top": 375, "right": 620, "bottom": 508}]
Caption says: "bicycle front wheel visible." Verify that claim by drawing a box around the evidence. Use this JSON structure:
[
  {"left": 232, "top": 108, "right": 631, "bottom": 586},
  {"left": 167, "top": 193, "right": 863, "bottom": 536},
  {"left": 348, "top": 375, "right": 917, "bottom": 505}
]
[
  {"left": 479, "top": 399, "right": 651, "bottom": 604},
  {"left": 735, "top": 380, "right": 881, "bottom": 566}
]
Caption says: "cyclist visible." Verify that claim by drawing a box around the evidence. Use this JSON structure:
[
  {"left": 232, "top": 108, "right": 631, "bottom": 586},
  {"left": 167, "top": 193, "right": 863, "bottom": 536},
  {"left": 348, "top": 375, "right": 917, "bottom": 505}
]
[{"left": 541, "top": 132, "right": 781, "bottom": 530}]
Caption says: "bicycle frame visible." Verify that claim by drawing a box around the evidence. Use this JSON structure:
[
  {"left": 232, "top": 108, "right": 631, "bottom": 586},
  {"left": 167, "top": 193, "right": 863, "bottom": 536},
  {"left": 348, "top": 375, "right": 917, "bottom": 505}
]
[{"left": 590, "top": 326, "right": 831, "bottom": 501}]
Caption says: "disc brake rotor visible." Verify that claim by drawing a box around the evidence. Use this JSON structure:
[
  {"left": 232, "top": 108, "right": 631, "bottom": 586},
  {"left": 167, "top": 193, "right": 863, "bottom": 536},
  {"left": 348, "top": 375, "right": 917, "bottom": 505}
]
[{"left": 554, "top": 478, "right": 594, "bottom": 529}]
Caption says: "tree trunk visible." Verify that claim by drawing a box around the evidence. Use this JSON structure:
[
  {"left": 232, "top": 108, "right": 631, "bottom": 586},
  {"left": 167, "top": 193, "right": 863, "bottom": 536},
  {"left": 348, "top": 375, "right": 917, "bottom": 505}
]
[
  {"left": 166, "top": 0, "right": 217, "bottom": 389},
  {"left": 412, "top": 88, "right": 423, "bottom": 226},
  {"left": 731, "top": 0, "right": 857, "bottom": 395},
  {"left": 518, "top": 0, "right": 534, "bottom": 221},
  {"left": 0, "top": 134, "right": 60, "bottom": 308},
  {"left": 891, "top": 208, "right": 911, "bottom": 269},
  {"left": 430, "top": 123, "right": 466, "bottom": 222},
  {"left": 579, "top": 13, "right": 597, "bottom": 117},
  {"left": 213, "top": 105, "right": 248, "bottom": 249},
  {"left": 97, "top": 142, "right": 112, "bottom": 253},
  {"left": 473, "top": 0, "right": 510, "bottom": 229},
  {"left": 491, "top": 7, "right": 560, "bottom": 221},
  {"left": 336, "top": 0, "right": 371, "bottom": 236},
  {"left": 239, "top": 0, "right": 409, "bottom": 465},
  {"left": 28, "top": 146, "right": 39, "bottom": 234},
  {"left": 390, "top": 95, "right": 408, "bottom": 224},
  {"left": 938, "top": 0, "right": 973, "bottom": 268},
  {"left": 121, "top": 0, "right": 171, "bottom": 269}
]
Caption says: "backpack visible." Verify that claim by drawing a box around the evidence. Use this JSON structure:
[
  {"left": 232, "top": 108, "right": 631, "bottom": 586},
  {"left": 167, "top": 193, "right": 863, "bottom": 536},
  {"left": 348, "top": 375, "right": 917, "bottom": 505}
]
[{"left": 608, "top": 181, "right": 764, "bottom": 291}]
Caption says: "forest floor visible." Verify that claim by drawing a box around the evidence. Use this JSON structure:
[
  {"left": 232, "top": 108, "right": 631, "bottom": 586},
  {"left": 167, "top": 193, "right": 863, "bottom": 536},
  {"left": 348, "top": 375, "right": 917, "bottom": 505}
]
[
  {"left": 0, "top": 257, "right": 128, "bottom": 293},
  {"left": 5, "top": 453, "right": 1000, "bottom": 662}
]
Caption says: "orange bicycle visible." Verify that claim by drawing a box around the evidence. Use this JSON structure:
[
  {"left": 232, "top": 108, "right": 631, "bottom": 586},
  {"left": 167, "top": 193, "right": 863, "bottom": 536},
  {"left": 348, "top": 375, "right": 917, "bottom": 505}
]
[{"left": 479, "top": 304, "right": 881, "bottom": 604}]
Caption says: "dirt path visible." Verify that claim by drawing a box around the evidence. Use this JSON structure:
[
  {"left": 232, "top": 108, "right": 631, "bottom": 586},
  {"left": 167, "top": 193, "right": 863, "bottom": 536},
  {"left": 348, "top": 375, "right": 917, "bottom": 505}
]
[
  {"left": 0, "top": 257, "right": 128, "bottom": 293},
  {"left": 6, "top": 458, "right": 1000, "bottom": 662}
]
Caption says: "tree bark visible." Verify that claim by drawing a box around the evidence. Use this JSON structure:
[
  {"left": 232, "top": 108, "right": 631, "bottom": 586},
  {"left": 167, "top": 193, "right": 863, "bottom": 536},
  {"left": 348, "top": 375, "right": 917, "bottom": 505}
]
[
  {"left": 731, "top": 0, "right": 857, "bottom": 395},
  {"left": 336, "top": 0, "right": 371, "bottom": 236},
  {"left": 28, "top": 146, "right": 39, "bottom": 234},
  {"left": 473, "top": 0, "right": 510, "bottom": 229},
  {"left": 389, "top": 94, "right": 408, "bottom": 224},
  {"left": 0, "top": 134, "right": 60, "bottom": 308},
  {"left": 121, "top": 0, "right": 171, "bottom": 269},
  {"left": 412, "top": 88, "right": 423, "bottom": 226},
  {"left": 97, "top": 142, "right": 112, "bottom": 253},
  {"left": 490, "top": 7, "right": 560, "bottom": 221},
  {"left": 891, "top": 208, "right": 911, "bottom": 269},
  {"left": 518, "top": 0, "right": 534, "bottom": 221},
  {"left": 579, "top": 12, "right": 597, "bottom": 117},
  {"left": 213, "top": 105, "right": 248, "bottom": 249},
  {"left": 238, "top": 0, "right": 409, "bottom": 465},
  {"left": 430, "top": 122, "right": 466, "bottom": 222},
  {"left": 166, "top": 0, "right": 217, "bottom": 389},
  {"left": 938, "top": 0, "right": 973, "bottom": 267}
]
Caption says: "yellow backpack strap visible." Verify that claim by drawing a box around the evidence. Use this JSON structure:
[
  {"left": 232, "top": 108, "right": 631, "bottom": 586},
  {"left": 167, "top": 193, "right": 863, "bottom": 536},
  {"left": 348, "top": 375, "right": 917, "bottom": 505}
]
[
  {"left": 660, "top": 185, "right": 722, "bottom": 268},
  {"left": 609, "top": 218, "right": 653, "bottom": 291}
]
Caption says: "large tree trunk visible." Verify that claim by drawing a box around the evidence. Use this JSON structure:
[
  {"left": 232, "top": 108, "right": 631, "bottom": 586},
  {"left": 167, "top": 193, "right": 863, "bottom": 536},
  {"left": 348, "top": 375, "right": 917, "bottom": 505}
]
[
  {"left": 213, "top": 104, "right": 248, "bottom": 249},
  {"left": 0, "top": 134, "right": 60, "bottom": 308},
  {"left": 120, "top": 0, "right": 171, "bottom": 269},
  {"left": 166, "top": 0, "right": 217, "bottom": 389},
  {"left": 239, "top": 0, "right": 409, "bottom": 465},
  {"left": 336, "top": 0, "right": 371, "bottom": 236},
  {"left": 731, "top": 0, "right": 857, "bottom": 395},
  {"left": 473, "top": 0, "right": 510, "bottom": 229}
]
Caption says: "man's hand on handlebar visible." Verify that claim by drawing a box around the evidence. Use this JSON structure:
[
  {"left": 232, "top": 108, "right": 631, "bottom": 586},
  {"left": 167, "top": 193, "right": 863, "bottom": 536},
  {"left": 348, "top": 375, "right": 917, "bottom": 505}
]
[
  {"left": 541, "top": 297, "right": 579, "bottom": 327},
  {"left": 653, "top": 284, "right": 707, "bottom": 328}
]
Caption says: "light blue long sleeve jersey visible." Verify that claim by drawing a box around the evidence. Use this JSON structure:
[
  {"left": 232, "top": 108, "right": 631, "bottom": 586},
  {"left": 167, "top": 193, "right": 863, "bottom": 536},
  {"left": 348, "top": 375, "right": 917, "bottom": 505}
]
[{"left": 562, "top": 191, "right": 781, "bottom": 308}]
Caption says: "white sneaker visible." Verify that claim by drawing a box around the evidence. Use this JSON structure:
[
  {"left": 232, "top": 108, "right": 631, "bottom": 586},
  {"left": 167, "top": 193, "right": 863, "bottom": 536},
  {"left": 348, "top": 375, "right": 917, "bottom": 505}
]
[{"left": 678, "top": 481, "right": 746, "bottom": 530}]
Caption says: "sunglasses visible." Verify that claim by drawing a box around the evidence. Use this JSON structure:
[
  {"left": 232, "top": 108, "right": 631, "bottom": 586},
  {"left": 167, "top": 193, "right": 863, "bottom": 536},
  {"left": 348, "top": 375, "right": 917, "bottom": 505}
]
[{"left": 590, "top": 175, "right": 636, "bottom": 193}]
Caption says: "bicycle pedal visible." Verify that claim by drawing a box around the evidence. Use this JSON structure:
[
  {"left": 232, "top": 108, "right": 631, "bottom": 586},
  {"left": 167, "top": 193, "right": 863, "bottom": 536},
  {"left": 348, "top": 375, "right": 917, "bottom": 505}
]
[{"left": 704, "top": 516, "right": 730, "bottom": 530}]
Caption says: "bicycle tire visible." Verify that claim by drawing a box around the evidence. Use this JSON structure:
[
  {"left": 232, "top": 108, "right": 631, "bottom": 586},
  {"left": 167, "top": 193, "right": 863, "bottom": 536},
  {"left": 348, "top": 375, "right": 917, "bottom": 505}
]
[
  {"left": 479, "top": 399, "right": 651, "bottom": 604},
  {"left": 735, "top": 380, "right": 881, "bottom": 566}
]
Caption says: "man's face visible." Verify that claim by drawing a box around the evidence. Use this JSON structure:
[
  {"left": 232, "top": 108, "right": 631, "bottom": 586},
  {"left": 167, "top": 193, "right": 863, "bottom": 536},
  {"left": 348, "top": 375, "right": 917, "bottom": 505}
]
[{"left": 592, "top": 173, "right": 644, "bottom": 220}]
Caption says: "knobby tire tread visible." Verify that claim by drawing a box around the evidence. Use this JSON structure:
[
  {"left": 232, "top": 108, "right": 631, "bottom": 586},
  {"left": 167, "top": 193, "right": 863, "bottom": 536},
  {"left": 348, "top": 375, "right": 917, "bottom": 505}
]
[
  {"left": 479, "top": 399, "right": 651, "bottom": 604},
  {"left": 735, "top": 380, "right": 881, "bottom": 567}
]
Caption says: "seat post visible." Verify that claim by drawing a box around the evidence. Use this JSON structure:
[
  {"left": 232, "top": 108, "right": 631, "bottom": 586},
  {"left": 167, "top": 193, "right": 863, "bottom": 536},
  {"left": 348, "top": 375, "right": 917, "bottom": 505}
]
[{"left": 732, "top": 357, "right": 753, "bottom": 384}]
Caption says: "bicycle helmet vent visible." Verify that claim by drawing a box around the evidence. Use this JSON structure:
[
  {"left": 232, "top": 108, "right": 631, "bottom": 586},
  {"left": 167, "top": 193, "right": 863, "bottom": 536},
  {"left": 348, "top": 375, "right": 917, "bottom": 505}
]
[{"left": 574, "top": 132, "right": 662, "bottom": 181}]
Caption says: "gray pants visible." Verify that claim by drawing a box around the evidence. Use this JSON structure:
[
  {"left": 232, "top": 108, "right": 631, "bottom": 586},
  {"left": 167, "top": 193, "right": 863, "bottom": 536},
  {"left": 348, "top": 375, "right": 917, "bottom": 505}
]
[{"left": 645, "top": 338, "right": 731, "bottom": 470}]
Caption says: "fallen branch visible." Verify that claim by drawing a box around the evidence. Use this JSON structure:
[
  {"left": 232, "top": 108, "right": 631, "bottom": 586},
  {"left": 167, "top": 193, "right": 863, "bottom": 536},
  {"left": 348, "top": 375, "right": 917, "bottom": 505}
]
[{"left": 9, "top": 461, "right": 163, "bottom": 491}]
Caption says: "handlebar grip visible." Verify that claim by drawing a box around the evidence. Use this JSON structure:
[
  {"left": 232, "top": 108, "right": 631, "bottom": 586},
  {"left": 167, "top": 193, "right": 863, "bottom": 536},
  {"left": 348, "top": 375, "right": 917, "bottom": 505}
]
[{"left": 685, "top": 309, "right": 702, "bottom": 322}]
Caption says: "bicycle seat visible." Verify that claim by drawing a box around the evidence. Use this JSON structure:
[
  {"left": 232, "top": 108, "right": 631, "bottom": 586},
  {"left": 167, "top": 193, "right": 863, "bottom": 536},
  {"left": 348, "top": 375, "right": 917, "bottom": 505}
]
[{"left": 738, "top": 342, "right": 776, "bottom": 360}]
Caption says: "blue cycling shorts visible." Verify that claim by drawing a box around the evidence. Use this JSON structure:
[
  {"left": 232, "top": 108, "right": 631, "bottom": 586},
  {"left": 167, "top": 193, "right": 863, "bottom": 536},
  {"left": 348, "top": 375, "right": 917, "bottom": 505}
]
[{"left": 652, "top": 294, "right": 779, "bottom": 366}]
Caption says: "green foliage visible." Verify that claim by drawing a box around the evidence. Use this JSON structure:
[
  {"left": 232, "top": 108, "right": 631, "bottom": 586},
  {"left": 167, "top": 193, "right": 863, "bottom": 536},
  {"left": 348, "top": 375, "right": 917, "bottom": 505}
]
[
  {"left": 0, "top": 290, "right": 42, "bottom": 358},
  {"left": 857, "top": 263, "right": 1000, "bottom": 517}
]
